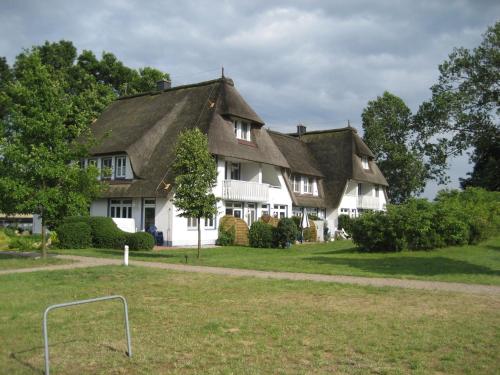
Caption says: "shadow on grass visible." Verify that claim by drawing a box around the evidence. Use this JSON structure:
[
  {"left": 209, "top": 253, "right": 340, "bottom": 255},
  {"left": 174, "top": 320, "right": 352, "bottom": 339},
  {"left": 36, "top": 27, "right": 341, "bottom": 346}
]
[
  {"left": 306, "top": 256, "right": 500, "bottom": 277},
  {"left": 10, "top": 340, "right": 126, "bottom": 374}
]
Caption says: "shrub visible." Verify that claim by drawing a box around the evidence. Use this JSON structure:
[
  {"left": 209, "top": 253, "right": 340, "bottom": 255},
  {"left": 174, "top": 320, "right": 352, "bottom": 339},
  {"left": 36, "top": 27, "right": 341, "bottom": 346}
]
[
  {"left": 249, "top": 221, "right": 274, "bottom": 248},
  {"left": 337, "top": 214, "right": 354, "bottom": 235},
  {"left": 8, "top": 236, "right": 38, "bottom": 251},
  {"left": 88, "top": 216, "right": 126, "bottom": 249},
  {"left": 351, "top": 211, "right": 405, "bottom": 252},
  {"left": 216, "top": 216, "right": 236, "bottom": 246},
  {"left": 56, "top": 222, "right": 92, "bottom": 249},
  {"left": 303, "top": 220, "right": 317, "bottom": 242},
  {"left": 126, "top": 232, "right": 155, "bottom": 251},
  {"left": 3, "top": 227, "right": 17, "bottom": 237},
  {"left": 274, "top": 218, "right": 299, "bottom": 248},
  {"left": 260, "top": 214, "right": 279, "bottom": 227}
]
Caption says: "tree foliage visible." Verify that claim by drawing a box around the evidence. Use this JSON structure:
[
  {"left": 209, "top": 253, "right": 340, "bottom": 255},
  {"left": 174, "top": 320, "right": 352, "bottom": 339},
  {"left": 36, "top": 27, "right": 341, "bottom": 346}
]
[
  {"left": 415, "top": 22, "right": 499, "bottom": 189},
  {"left": 172, "top": 128, "right": 218, "bottom": 257},
  {"left": 0, "top": 40, "right": 170, "bottom": 256},
  {"left": 362, "top": 92, "right": 431, "bottom": 203}
]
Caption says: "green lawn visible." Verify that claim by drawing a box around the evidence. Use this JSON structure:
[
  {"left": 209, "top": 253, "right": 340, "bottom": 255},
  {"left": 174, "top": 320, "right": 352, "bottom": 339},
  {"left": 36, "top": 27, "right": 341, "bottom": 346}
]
[
  {"left": 56, "top": 237, "right": 500, "bottom": 285},
  {"left": 1, "top": 266, "right": 498, "bottom": 374},
  {"left": 0, "top": 253, "right": 72, "bottom": 270}
]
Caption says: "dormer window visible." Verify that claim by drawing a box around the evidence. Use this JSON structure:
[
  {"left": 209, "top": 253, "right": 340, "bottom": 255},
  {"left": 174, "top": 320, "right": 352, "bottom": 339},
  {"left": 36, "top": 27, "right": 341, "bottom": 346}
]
[
  {"left": 115, "top": 156, "right": 127, "bottom": 179},
  {"left": 361, "top": 156, "right": 369, "bottom": 170},
  {"left": 234, "top": 120, "right": 251, "bottom": 141},
  {"left": 101, "top": 157, "right": 113, "bottom": 179},
  {"left": 303, "top": 176, "right": 313, "bottom": 194},
  {"left": 292, "top": 175, "right": 300, "bottom": 192}
]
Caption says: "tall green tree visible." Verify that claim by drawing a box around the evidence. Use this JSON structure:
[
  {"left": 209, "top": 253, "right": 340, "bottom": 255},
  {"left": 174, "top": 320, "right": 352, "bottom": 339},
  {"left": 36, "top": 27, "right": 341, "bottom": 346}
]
[
  {"left": 362, "top": 92, "right": 430, "bottom": 204},
  {"left": 415, "top": 22, "right": 499, "bottom": 189},
  {"left": 172, "top": 128, "right": 218, "bottom": 258},
  {"left": 0, "top": 52, "right": 101, "bottom": 257},
  {"left": 0, "top": 40, "right": 170, "bottom": 255}
]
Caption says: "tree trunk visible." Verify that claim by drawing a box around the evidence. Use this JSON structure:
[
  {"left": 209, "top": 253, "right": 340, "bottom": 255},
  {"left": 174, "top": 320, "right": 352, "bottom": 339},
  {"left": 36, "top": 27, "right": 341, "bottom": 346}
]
[
  {"left": 41, "top": 216, "right": 47, "bottom": 259},
  {"left": 197, "top": 217, "right": 201, "bottom": 259}
]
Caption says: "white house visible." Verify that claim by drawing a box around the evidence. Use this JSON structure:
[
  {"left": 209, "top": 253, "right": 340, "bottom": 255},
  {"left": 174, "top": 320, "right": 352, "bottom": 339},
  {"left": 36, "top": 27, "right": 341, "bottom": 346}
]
[{"left": 35, "top": 77, "right": 387, "bottom": 245}]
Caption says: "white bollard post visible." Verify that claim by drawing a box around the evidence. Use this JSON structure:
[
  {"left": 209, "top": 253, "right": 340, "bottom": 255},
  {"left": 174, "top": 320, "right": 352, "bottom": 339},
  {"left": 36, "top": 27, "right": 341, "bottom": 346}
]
[{"left": 124, "top": 245, "right": 129, "bottom": 266}]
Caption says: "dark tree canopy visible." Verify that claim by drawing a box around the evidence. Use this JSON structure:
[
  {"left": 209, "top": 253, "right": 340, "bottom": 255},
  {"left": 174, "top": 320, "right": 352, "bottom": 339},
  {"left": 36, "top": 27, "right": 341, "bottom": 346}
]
[
  {"left": 0, "top": 40, "right": 170, "bottom": 255},
  {"left": 362, "top": 91, "right": 429, "bottom": 204},
  {"left": 415, "top": 22, "right": 499, "bottom": 189}
]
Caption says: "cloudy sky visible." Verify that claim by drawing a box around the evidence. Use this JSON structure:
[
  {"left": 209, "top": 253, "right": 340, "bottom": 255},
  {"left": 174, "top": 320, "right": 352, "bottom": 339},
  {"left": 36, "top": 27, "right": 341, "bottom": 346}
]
[{"left": 1, "top": 0, "right": 498, "bottom": 198}]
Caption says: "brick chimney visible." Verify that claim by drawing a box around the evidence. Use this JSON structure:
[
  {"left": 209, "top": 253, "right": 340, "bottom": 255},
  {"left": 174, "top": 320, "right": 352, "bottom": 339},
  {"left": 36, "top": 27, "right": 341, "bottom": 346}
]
[
  {"left": 156, "top": 79, "right": 171, "bottom": 91},
  {"left": 297, "top": 124, "right": 307, "bottom": 137}
]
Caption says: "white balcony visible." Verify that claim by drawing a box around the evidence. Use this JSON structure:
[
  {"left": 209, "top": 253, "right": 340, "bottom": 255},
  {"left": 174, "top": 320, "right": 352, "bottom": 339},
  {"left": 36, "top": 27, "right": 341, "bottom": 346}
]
[
  {"left": 222, "top": 180, "right": 269, "bottom": 202},
  {"left": 357, "top": 195, "right": 381, "bottom": 210}
]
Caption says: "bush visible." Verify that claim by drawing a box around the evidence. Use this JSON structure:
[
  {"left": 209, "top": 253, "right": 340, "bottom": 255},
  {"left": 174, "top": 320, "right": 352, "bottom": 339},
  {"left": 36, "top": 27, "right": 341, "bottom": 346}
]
[
  {"left": 274, "top": 218, "right": 299, "bottom": 248},
  {"left": 88, "top": 216, "right": 126, "bottom": 249},
  {"left": 126, "top": 232, "right": 155, "bottom": 251},
  {"left": 56, "top": 222, "right": 92, "bottom": 249},
  {"left": 216, "top": 225, "right": 235, "bottom": 246},
  {"left": 8, "top": 236, "right": 38, "bottom": 251},
  {"left": 3, "top": 227, "right": 17, "bottom": 237},
  {"left": 249, "top": 221, "right": 274, "bottom": 248},
  {"left": 351, "top": 211, "right": 405, "bottom": 252},
  {"left": 337, "top": 214, "right": 354, "bottom": 235}
]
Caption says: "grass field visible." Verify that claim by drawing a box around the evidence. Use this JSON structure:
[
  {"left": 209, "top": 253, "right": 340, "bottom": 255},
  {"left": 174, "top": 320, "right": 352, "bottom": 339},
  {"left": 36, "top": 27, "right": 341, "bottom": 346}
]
[
  {"left": 0, "top": 252, "right": 71, "bottom": 270},
  {"left": 56, "top": 236, "right": 500, "bottom": 285},
  {"left": 0, "top": 266, "right": 499, "bottom": 374}
]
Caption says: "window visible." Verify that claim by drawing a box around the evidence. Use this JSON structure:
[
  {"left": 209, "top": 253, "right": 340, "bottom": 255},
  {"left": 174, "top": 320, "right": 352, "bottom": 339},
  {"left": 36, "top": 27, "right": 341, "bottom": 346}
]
[
  {"left": 303, "top": 177, "right": 313, "bottom": 194},
  {"left": 375, "top": 185, "right": 380, "bottom": 198},
  {"left": 88, "top": 158, "right": 98, "bottom": 168},
  {"left": 109, "top": 199, "right": 132, "bottom": 218},
  {"left": 143, "top": 199, "right": 155, "bottom": 231},
  {"left": 292, "top": 175, "right": 300, "bottom": 193},
  {"left": 358, "top": 183, "right": 362, "bottom": 196},
  {"left": 230, "top": 162, "right": 240, "bottom": 180},
  {"left": 261, "top": 204, "right": 270, "bottom": 216},
  {"left": 204, "top": 215, "right": 215, "bottom": 229},
  {"left": 79, "top": 159, "right": 85, "bottom": 169},
  {"left": 234, "top": 120, "right": 251, "bottom": 141},
  {"left": 187, "top": 217, "right": 198, "bottom": 229},
  {"left": 115, "top": 156, "right": 126, "bottom": 179},
  {"left": 273, "top": 204, "right": 287, "bottom": 219},
  {"left": 225, "top": 202, "right": 243, "bottom": 218},
  {"left": 362, "top": 156, "right": 369, "bottom": 170},
  {"left": 101, "top": 157, "right": 113, "bottom": 179}
]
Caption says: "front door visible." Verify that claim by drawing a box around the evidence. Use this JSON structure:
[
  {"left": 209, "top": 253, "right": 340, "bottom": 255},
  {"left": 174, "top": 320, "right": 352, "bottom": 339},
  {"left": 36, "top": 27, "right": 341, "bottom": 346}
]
[
  {"left": 246, "top": 203, "right": 256, "bottom": 226},
  {"left": 143, "top": 199, "right": 156, "bottom": 230}
]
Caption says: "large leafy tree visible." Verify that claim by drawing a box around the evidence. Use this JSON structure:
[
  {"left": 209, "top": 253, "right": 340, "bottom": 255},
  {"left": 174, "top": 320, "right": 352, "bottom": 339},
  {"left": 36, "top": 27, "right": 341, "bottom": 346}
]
[
  {"left": 0, "top": 52, "right": 101, "bottom": 257},
  {"left": 362, "top": 92, "right": 430, "bottom": 204},
  {"left": 0, "top": 41, "right": 169, "bottom": 255},
  {"left": 415, "top": 22, "right": 499, "bottom": 189},
  {"left": 172, "top": 128, "right": 218, "bottom": 258}
]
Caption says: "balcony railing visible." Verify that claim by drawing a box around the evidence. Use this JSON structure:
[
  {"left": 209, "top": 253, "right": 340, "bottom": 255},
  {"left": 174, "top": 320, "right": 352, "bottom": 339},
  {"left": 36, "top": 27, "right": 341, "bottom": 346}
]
[
  {"left": 222, "top": 180, "right": 269, "bottom": 202},
  {"left": 357, "top": 196, "right": 380, "bottom": 210}
]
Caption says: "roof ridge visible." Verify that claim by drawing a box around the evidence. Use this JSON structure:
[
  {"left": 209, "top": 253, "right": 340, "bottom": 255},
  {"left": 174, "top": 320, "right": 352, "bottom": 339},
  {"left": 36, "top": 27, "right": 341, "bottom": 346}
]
[
  {"left": 286, "top": 126, "right": 356, "bottom": 136},
  {"left": 267, "top": 129, "right": 304, "bottom": 141},
  {"left": 117, "top": 77, "right": 231, "bottom": 101}
]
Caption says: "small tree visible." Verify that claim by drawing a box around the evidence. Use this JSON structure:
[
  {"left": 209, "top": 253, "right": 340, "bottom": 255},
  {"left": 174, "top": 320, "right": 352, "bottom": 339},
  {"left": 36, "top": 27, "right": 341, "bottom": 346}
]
[{"left": 172, "top": 128, "right": 218, "bottom": 258}]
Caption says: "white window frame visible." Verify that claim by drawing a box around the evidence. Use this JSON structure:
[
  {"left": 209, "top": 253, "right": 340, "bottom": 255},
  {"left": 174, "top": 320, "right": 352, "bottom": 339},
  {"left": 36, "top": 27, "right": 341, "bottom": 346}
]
[
  {"left": 292, "top": 175, "right": 300, "bottom": 193},
  {"left": 109, "top": 199, "right": 133, "bottom": 218},
  {"left": 261, "top": 204, "right": 270, "bottom": 217},
  {"left": 362, "top": 156, "right": 369, "bottom": 170},
  {"left": 187, "top": 217, "right": 198, "bottom": 229},
  {"left": 101, "top": 157, "right": 113, "bottom": 179},
  {"left": 230, "top": 162, "right": 241, "bottom": 180},
  {"left": 273, "top": 204, "right": 287, "bottom": 219},
  {"left": 226, "top": 202, "right": 243, "bottom": 218},
  {"left": 303, "top": 177, "right": 313, "bottom": 194},
  {"left": 204, "top": 215, "right": 215, "bottom": 229},
  {"left": 375, "top": 185, "right": 380, "bottom": 198},
  {"left": 115, "top": 156, "right": 127, "bottom": 179},
  {"left": 234, "top": 120, "right": 251, "bottom": 141}
]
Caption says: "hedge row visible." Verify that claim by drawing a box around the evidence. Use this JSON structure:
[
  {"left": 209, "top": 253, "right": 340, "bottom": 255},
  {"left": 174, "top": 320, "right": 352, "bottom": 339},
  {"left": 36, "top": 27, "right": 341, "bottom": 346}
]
[
  {"left": 56, "top": 216, "right": 154, "bottom": 250},
  {"left": 351, "top": 188, "right": 500, "bottom": 252},
  {"left": 247, "top": 218, "right": 299, "bottom": 248}
]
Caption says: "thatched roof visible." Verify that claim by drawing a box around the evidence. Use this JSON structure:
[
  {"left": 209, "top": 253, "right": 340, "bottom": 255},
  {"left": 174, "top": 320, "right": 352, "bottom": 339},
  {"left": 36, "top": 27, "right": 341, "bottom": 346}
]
[
  {"left": 293, "top": 127, "right": 388, "bottom": 209},
  {"left": 88, "top": 77, "right": 288, "bottom": 198}
]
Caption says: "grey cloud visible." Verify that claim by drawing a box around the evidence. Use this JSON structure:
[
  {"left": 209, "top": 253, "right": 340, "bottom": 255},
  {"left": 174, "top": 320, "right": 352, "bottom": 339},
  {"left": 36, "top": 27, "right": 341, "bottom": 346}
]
[{"left": 1, "top": 0, "right": 498, "bottom": 198}]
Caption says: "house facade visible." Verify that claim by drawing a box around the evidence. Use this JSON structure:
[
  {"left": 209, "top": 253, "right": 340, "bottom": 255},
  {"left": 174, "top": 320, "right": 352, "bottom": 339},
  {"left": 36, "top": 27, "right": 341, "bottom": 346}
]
[{"left": 39, "top": 77, "right": 388, "bottom": 245}]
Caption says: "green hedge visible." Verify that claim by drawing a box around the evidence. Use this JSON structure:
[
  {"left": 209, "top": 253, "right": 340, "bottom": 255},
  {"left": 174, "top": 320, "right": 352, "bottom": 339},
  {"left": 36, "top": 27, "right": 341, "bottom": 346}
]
[
  {"left": 249, "top": 221, "right": 274, "bottom": 248},
  {"left": 351, "top": 188, "right": 500, "bottom": 252},
  {"left": 126, "top": 232, "right": 155, "bottom": 251},
  {"left": 337, "top": 214, "right": 354, "bottom": 235},
  {"left": 273, "top": 218, "right": 299, "bottom": 248},
  {"left": 57, "top": 222, "right": 92, "bottom": 249},
  {"left": 57, "top": 216, "right": 155, "bottom": 251}
]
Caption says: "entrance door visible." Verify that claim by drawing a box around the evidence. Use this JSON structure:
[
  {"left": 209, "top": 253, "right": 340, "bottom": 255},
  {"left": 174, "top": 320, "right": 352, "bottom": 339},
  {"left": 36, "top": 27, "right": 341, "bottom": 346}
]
[
  {"left": 246, "top": 203, "right": 256, "bottom": 226},
  {"left": 143, "top": 199, "right": 156, "bottom": 230}
]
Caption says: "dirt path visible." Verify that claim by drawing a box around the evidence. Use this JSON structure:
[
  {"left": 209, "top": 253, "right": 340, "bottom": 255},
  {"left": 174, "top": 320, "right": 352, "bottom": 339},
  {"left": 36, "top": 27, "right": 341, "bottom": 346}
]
[{"left": 1, "top": 254, "right": 499, "bottom": 296}]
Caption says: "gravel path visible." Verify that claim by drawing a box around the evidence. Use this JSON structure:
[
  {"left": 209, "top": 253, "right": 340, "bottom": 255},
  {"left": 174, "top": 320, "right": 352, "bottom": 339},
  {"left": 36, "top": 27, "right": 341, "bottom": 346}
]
[{"left": 1, "top": 254, "right": 499, "bottom": 296}]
